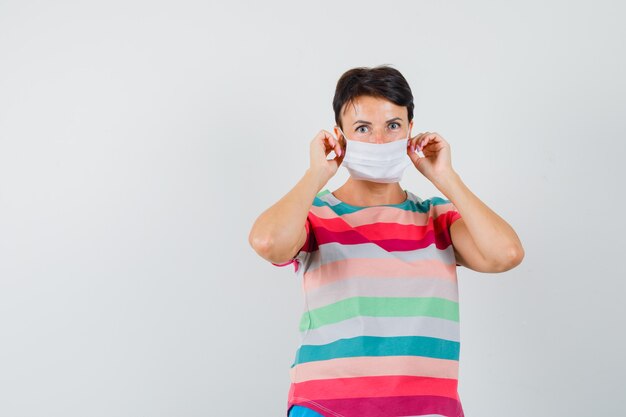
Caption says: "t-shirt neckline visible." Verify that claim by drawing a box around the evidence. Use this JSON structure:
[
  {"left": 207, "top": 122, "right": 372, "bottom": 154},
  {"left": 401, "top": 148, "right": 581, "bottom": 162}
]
[{"left": 323, "top": 188, "right": 413, "bottom": 208}]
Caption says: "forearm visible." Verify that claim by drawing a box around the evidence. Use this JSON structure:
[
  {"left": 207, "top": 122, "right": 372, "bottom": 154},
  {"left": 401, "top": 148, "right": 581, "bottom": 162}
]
[
  {"left": 248, "top": 168, "right": 323, "bottom": 260},
  {"left": 433, "top": 170, "right": 524, "bottom": 262}
]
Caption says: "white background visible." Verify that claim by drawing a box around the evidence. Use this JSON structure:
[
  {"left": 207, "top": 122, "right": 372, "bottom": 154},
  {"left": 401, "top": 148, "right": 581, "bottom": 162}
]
[{"left": 1, "top": 0, "right": 625, "bottom": 416}]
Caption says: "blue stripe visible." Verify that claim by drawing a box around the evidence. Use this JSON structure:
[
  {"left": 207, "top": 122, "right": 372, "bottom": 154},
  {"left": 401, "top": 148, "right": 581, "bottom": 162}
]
[
  {"left": 288, "top": 405, "right": 324, "bottom": 417},
  {"left": 291, "top": 335, "right": 460, "bottom": 366}
]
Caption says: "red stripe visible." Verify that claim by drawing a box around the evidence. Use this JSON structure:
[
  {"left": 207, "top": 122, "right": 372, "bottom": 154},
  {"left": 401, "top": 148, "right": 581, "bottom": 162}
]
[
  {"left": 314, "top": 228, "right": 453, "bottom": 251},
  {"left": 272, "top": 210, "right": 460, "bottom": 271},
  {"left": 357, "top": 219, "right": 434, "bottom": 240},
  {"left": 309, "top": 212, "right": 457, "bottom": 249},
  {"left": 308, "top": 212, "right": 454, "bottom": 239},
  {"left": 291, "top": 374, "right": 458, "bottom": 401},
  {"left": 437, "top": 211, "right": 458, "bottom": 248}
]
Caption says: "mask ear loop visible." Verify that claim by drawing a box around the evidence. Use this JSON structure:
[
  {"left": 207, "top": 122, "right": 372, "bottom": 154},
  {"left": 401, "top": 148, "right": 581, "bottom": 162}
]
[
  {"left": 338, "top": 127, "right": 349, "bottom": 149},
  {"left": 409, "top": 123, "right": 425, "bottom": 158}
]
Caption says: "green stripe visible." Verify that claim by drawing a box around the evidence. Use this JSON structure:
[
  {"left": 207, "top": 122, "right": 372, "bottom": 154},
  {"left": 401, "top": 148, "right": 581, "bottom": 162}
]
[
  {"left": 317, "top": 189, "right": 330, "bottom": 197},
  {"left": 299, "top": 297, "right": 459, "bottom": 331}
]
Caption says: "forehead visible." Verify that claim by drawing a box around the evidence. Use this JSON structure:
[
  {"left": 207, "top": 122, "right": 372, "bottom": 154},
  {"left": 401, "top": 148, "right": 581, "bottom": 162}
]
[{"left": 342, "top": 95, "right": 407, "bottom": 122}]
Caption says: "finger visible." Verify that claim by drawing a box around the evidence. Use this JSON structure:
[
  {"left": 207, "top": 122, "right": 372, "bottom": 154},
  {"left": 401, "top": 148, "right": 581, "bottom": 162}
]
[
  {"left": 315, "top": 131, "right": 339, "bottom": 160},
  {"left": 323, "top": 130, "right": 336, "bottom": 149},
  {"left": 407, "top": 136, "right": 416, "bottom": 153},
  {"left": 316, "top": 130, "right": 334, "bottom": 150},
  {"left": 335, "top": 129, "right": 347, "bottom": 157},
  {"left": 419, "top": 132, "right": 434, "bottom": 148},
  {"left": 407, "top": 135, "right": 414, "bottom": 150},
  {"left": 407, "top": 134, "right": 424, "bottom": 158},
  {"left": 336, "top": 128, "right": 347, "bottom": 149},
  {"left": 322, "top": 130, "right": 345, "bottom": 159},
  {"left": 411, "top": 133, "right": 426, "bottom": 152},
  {"left": 426, "top": 133, "right": 442, "bottom": 142},
  {"left": 407, "top": 143, "right": 424, "bottom": 160},
  {"left": 407, "top": 134, "right": 416, "bottom": 150},
  {"left": 426, "top": 134, "right": 445, "bottom": 150},
  {"left": 330, "top": 131, "right": 343, "bottom": 157}
]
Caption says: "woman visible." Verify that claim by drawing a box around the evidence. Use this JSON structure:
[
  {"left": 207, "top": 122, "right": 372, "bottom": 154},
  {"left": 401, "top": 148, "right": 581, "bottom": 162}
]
[{"left": 248, "top": 65, "right": 524, "bottom": 417}]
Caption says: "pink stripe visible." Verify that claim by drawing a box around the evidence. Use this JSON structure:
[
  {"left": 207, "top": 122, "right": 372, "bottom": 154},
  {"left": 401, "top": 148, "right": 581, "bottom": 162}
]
[
  {"left": 289, "top": 355, "right": 459, "bottom": 383},
  {"left": 303, "top": 258, "right": 457, "bottom": 291},
  {"left": 309, "top": 204, "right": 342, "bottom": 219},
  {"left": 305, "top": 277, "right": 458, "bottom": 309}
]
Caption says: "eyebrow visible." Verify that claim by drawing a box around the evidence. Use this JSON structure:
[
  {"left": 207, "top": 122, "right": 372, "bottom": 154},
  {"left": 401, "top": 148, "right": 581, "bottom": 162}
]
[{"left": 353, "top": 117, "right": 403, "bottom": 125}]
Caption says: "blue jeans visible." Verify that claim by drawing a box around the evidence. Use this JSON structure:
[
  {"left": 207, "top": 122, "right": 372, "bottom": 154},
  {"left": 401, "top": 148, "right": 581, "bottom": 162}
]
[{"left": 288, "top": 404, "right": 324, "bottom": 417}]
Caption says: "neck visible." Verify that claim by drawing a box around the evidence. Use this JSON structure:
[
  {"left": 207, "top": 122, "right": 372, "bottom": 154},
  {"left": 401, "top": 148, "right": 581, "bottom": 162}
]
[{"left": 333, "top": 178, "right": 407, "bottom": 206}]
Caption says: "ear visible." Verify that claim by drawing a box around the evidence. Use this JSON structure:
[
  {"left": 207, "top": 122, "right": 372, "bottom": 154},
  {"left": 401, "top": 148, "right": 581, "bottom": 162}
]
[{"left": 334, "top": 126, "right": 346, "bottom": 147}]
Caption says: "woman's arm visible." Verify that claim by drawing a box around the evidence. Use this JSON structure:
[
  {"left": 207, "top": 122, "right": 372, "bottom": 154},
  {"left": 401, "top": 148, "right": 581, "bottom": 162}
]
[
  {"left": 436, "top": 171, "right": 525, "bottom": 273},
  {"left": 248, "top": 169, "right": 322, "bottom": 264},
  {"left": 407, "top": 131, "right": 524, "bottom": 273},
  {"left": 248, "top": 130, "right": 344, "bottom": 265}
]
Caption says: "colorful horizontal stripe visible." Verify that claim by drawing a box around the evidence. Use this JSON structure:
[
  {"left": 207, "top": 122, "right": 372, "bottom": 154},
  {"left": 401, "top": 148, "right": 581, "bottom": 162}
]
[
  {"left": 304, "top": 277, "right": 460, "bottom": 310},
  {"left": 289, "top": 405, "right": 324, "bottom": 417},
  {"left": 299, "top": 296, "right": 459, "bottom": 331},
  {"left": 292, "top": 374, "right": 459, "bottom": 400},
  {"left": 273, "top": 189, "right": 464, "bottom": 417},
  {"left": 303, "top": 260, "right": 457, "bottom": 294},
  {"left": 289, "top": 355, "right": 459, "bottom": 382},
  {"left": 300, "top": 316, "right": 460, "bottom": 346},
  {"left": 293, "top": 335, "right": 460, "bottom": 364},
  {"left": 290, "top": 394, "right": 462, "bottom": 417},
  {"left": 307, "top": 241, "right": 454, "bottom": 268}
]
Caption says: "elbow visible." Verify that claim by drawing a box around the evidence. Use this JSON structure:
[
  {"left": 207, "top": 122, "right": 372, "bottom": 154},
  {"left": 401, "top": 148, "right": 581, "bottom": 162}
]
[
  {"left": 249, "top": 231, "right": 273, "bottom": 258},
  {"left": 510, "top": 244, "right": 525, "bottom": 267},
  {"left": 495, "top": 245, "right": 525, "bottom": 272},
  {"left": 249, "top": 233, "right": 291, "bottom": 264}
]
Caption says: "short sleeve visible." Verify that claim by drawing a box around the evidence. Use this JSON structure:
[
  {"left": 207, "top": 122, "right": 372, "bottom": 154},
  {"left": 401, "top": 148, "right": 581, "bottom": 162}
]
[
  {"left": 433, "top": 198, "right": 462, "bottom": 233},
  {"left": 446, "top": 204, "right": 462, "bottom": 267},
  {"left": 432, "top": 197, "right": 462, "bottom": 267},
  {"left": 447, "top": 204, "right": 462, "bottom": 230},
  {"left": 270, "top": 216, "right": 312, "bottom": 274}
]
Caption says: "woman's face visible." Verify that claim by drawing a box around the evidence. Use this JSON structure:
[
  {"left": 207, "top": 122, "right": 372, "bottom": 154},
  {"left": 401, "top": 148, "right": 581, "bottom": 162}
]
[{"left": 336, "top": 95, "right": 413, "bottom": 145}]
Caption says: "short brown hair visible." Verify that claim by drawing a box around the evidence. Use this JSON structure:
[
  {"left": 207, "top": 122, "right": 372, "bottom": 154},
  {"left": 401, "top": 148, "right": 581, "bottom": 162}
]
[{"left": 333, "top": 65, "right": 415, "bottom": 130}]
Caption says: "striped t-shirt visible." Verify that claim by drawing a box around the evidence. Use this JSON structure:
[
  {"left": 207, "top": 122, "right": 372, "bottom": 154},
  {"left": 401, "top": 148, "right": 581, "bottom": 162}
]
[{"left": 272, "top": 188, "right": 464, "bottom": 417}]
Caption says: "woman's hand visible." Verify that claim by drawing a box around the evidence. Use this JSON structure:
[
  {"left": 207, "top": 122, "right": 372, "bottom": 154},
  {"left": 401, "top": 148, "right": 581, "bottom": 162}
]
[
  {"left": 407, "top": 131, "right": 456, "bottom": 185},
  {"left": 309, "top": 129, "right": 345, "bottom": 188}
]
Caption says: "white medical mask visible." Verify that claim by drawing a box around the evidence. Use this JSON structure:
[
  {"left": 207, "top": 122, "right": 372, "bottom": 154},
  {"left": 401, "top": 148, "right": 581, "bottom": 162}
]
[{"left": 338, "top": 127, "right": 413, "bottom": 183}]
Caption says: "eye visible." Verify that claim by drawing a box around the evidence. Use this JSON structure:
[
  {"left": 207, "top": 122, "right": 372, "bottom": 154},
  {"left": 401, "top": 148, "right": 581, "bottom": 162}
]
[
  {"left": 389, "top": 122, "right": 401, "bottom": 129},
  {"left": 356, "top": 125, "right": 369, "bottom": 134}
]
